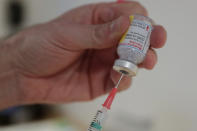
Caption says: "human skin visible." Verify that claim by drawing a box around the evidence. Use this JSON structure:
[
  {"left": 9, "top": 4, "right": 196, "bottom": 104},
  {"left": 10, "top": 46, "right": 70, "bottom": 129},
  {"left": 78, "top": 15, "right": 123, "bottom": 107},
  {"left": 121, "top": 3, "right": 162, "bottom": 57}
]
[{"left": 0, "top": 1, "right": 167, "bottom": 110}]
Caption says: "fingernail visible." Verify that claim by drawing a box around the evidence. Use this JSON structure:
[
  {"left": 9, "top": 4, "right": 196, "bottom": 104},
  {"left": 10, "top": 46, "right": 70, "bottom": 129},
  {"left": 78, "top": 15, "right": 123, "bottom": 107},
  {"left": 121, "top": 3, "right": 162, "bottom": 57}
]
[
  {"left": 110, "top": 17, "right": 122, "bottom": 32},
  {"left": 110, "top": 16, "right": 129, "bottom": 37}
]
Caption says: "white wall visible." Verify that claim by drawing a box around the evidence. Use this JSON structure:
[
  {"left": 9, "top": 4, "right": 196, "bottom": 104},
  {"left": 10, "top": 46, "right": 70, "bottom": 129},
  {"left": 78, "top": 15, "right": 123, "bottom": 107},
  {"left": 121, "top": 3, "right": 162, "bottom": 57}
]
[
  {"left": 0, "top": 0, "right": 7, "bottom": 37},
  {"left": 0, "top": 0, "right": 197, "bottom": 131}
]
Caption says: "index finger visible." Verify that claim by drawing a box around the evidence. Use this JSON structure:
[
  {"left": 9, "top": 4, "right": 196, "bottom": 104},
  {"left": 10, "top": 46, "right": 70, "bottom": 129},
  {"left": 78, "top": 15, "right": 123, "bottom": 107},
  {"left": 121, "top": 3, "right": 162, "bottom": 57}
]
[
  {"left": 110, "top": 1, "right": 148, "bottom": 17},
  {"left": 94, "top": 1, "right": 148, "bottom": 24}
]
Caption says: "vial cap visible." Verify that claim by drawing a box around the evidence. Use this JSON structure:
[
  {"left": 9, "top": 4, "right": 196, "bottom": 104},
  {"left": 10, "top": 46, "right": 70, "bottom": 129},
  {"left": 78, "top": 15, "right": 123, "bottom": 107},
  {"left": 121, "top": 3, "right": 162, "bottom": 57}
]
[{"left": 113, "top": 59, "right": 138, "bottom": 76}]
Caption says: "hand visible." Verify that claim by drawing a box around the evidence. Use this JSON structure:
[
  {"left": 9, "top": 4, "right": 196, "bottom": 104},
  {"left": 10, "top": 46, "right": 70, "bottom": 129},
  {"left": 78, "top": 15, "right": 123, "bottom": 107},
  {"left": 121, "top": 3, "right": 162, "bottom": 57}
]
[{"left": 3, "top": 1, "right": 167, "bottom": 107}]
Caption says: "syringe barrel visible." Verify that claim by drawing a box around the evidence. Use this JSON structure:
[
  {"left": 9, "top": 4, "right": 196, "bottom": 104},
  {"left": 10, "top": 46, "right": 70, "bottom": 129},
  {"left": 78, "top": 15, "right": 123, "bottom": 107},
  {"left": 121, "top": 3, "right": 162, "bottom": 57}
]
[{"left": 87, "top": 107, "right": 108, "bottom": 131}]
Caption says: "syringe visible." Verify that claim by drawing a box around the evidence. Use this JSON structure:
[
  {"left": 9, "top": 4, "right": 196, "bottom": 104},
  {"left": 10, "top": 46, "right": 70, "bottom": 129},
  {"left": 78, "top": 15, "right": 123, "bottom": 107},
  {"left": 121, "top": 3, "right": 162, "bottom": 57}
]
[{"left": 87, "top": 74, "right": 124, "bottom": 131}]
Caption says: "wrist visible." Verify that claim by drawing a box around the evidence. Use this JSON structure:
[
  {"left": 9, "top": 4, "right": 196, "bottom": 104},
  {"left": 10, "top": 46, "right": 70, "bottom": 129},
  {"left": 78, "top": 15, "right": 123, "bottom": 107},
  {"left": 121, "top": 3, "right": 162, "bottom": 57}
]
[{"left": 0, "top": 39, "right": 24, "bottom": 110}]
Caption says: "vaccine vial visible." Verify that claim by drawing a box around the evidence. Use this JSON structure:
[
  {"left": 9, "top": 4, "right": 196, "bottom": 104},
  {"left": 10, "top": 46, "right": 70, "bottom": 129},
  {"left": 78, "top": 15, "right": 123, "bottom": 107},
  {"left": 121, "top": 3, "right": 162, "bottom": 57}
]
[{"left": 113, "top": 15, "right": 154, "bottom": 76}]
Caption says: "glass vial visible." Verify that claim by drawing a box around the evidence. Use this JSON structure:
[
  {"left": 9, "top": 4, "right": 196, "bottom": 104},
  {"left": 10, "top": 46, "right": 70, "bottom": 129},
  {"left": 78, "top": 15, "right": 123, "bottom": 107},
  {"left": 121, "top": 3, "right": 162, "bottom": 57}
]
[{"left": 113, "top": 15, "right": 153, "bottom": 76}]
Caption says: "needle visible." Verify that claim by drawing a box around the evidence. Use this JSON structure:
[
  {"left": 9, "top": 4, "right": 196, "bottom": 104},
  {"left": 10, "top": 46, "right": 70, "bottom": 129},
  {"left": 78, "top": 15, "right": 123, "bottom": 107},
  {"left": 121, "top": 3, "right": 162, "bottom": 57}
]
[
  {"left": 102, "top": 73, "right": 124, "bottom": 109},
  {"left": 114, "top": 73, "right": 124, "bottom": 89}
]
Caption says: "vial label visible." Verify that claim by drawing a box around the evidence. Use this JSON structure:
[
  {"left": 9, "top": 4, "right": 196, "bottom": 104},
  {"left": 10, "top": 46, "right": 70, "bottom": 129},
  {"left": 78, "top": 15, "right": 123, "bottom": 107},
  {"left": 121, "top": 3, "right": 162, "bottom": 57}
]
[{"left": 120, "top": 16, "right": 152, "bottom": 55}]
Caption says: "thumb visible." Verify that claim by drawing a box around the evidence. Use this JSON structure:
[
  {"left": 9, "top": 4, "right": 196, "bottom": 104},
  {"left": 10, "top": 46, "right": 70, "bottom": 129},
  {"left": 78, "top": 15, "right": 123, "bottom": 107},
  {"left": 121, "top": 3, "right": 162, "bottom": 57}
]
[{"left": 70, "top": 16, "right": 130, "bottom": 49}]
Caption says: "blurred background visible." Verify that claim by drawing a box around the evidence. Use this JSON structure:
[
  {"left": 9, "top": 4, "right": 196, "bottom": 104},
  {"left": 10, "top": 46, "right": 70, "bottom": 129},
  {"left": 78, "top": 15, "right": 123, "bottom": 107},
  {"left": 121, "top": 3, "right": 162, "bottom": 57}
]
[{"left": 0, "top": 0, "right": 197, "bottom": 131}]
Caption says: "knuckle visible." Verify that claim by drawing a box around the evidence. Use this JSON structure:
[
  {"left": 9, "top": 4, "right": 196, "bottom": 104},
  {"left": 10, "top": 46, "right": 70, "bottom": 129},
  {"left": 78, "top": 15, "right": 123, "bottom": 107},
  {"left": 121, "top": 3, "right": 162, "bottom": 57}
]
[
  {"left": 92, "top": 25, "right": 109, "bottom": 45},
  {"left": 92, "top": 27, "right": 103, "bottom": 45},
  {"left": 93, "top": 3, "right": 115, "bottom": 23}
]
